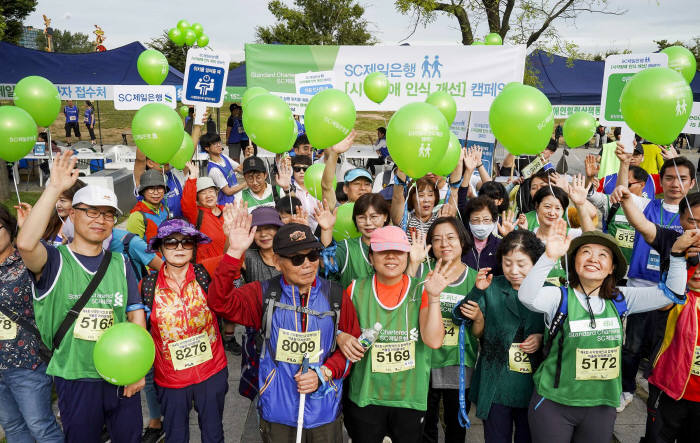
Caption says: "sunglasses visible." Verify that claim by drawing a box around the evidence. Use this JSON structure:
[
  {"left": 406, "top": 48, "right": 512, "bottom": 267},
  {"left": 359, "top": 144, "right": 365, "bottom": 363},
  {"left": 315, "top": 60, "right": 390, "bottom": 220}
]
[
  {"left": 281, "top": 250, "right": 320, "bottom": 266},
  {"left": 293, "top": 166, "right": 309, "bottom": 173},
  {"left": 162, "top": 238, "right": 196, "bottom": 250}
]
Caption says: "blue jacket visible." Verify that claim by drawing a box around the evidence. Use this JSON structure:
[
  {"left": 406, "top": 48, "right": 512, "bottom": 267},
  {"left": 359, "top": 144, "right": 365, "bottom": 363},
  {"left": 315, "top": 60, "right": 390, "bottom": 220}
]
[
  {"left": 257, "top": 277, "right": 342, "bottom": 428},
  {"left": 628, "top": 199, "right": 682, "bottom": 282}
]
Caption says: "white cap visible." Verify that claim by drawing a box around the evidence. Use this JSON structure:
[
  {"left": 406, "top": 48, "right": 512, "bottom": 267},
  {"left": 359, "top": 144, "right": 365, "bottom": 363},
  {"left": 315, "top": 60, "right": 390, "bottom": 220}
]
[
  {"left": 196, "top": 177, "right": 218, "bottom": 193},
  {"left": 72, "top": 185, "right": 121, "bottom": 215}
]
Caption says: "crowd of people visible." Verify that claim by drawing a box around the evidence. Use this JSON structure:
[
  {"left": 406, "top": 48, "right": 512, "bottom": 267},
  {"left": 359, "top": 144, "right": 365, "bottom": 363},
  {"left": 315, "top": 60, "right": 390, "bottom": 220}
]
[{"left": 1, "top": 108, "right": 700, "bottom": 443}]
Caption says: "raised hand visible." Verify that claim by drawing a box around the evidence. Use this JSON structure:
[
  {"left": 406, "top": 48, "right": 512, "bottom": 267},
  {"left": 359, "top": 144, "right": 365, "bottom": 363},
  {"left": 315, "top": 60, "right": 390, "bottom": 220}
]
[
  {"left": 275, "top": 156, "right": 292, "bottom": 191},
  {"left": 185, "top": 161, "right": 199, "bottom": 179},
  {"left": 545, "top": 218, "right": 571, "bottom": 260},
  {"left": 224, "top": 200, "right": 256, "bottom": 258},
  {"left": 584, "top": 154, "right": 599, "bottom": 180},
  {"left": 423, "top": 258, "right": 451, "bottom": 298},
  {"left": 313, "top": 199, "right": 337, "bottom": 231},
  {"left": 615, "top": 143, "right": 632, "bottom": 164},
  {"left": 409, "top": 230, "right": 431, "bottom": 265},
  {"left": 290, "top": 205, "right": 309, "bottom": 226},
  {"left": 497, "top": 209, "right": 517, "bottom": 236},
  {"left": 550, "top": 172, "right": 569, "bottom": 191},
  {"left": 519, "top": 333, "right": 543, "bottom": 353},
  {"left": 516, "top": 213, "right": 528, "bottom": 230},
  {"left": 47, "top": 150, "right": 79, "bottom": 193},
  {"left": 661, "top": 146, "right": 679, "bottom": 160},
  {"left": 671, "top": 229, "right": 700, "bottom": 254},
  {"left": 331, "top": 129, "right": 357, "bottom": 155},
  {"left": 463, "top": 147, "right": 480, "bottom": 172},
  {"left": 14, "top": 202, "right": 32, "bottom": 229},
  {"left": 475, "top": 267, "right": 493, "bottom": 290},
  {"left": 437, "top": 203, "right": 456, "bottom": 218},
  {"left": 459, "top": 300, "right": 483, "bottom": 323},
  {"left": 567, "top": 174, "right": 588, "bottom": 207},
  {"left": 609, "top": 185, "right": 631, "bottom": 205}
]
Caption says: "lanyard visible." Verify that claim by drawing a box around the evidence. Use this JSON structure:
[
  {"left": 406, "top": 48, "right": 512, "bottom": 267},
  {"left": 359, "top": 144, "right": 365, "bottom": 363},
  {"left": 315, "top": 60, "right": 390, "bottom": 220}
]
[
  {"left": 659, "top": 203, "right": 679, "bottom": 228},
  {"left": 457, "top": 323, "right": 471, "bottom": 429}
]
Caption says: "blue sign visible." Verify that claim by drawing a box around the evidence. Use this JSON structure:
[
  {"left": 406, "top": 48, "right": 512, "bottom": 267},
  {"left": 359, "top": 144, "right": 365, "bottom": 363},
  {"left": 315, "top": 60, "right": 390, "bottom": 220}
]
[
  {"left": 465, "top": 140, "right": 495, "bottom": 177},
  {"left": 184, "top": 64, "right": 225, "bottom": 104}
]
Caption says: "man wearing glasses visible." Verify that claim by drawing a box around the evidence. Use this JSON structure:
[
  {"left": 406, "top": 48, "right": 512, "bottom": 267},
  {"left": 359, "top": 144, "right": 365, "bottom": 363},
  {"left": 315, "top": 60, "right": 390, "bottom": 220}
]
[
  {"left": 237, "top": 156, "right": 292, "bottom": 212},
  {"left": 209, "top": 208, "right": 361, "bottom": 442},
  {"left": 17, "top": 151, "right": 147, "bottom": 443}
]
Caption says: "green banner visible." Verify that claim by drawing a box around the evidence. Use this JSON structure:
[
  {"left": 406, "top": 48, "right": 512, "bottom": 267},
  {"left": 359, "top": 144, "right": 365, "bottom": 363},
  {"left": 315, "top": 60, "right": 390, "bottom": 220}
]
[{"left": 225, "top": 86, "right": 247, "bottom": 102}]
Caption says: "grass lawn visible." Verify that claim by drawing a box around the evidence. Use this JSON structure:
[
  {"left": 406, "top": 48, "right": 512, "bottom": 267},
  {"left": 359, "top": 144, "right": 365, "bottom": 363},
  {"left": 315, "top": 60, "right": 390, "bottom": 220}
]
[{"left": 1, "top": 191, "right": 42, "bottom": 215}]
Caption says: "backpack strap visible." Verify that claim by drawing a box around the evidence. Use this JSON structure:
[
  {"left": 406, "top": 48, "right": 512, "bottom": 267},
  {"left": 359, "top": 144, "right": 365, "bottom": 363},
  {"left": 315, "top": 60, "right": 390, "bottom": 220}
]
[
  {"left": 328, "top": 281, "right": 342, "bottom": 353},
  {"left": 541, "top": 285, "right": 569, "bottom": 389},
  {"left": 120, "top": 232, "right": 147, "bottom": 278},
  {"left": 193, "top": 263, "right": 211, "bottom": 293},
  {"left": 260, "top": 277, "right": 283, "bottom": 360},
  {"left": 612, "top": 289, "right": 628, "bottom": 318},
  {"left": 193, "top": 209, "right": 204, "bottom": 263},
  {"left": 606, "top": 202, "right": 620, "bottom": 230},
  {"left": 140, "top": 272, "right": 158, "bottom": 313}
]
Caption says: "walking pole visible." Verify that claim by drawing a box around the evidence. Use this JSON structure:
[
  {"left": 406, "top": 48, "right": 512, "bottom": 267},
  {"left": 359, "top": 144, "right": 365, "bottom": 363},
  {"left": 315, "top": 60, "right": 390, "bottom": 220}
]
[{"left": 296, "top": 354, "right": 310, "bottom": 443}]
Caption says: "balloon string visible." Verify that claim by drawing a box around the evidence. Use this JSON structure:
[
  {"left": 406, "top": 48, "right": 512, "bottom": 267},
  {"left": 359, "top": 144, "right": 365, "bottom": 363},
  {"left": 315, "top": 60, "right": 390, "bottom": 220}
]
[
  {"left": 671, "top": 157, "right": 698, "bottom": 229},
  {"left": 161, "top": 167, "right": 170, "bottom": 216},
  {"left": 13, "top": 175, "right": 21, "bottom": 206},
  {"left": 47, "top": 128, "right": 54, "bottom": 170}
]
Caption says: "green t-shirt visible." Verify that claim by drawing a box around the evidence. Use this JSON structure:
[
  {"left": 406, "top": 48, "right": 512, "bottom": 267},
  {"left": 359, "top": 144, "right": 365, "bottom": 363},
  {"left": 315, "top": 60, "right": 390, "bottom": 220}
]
[
  {"left": 238, "top": 184, "right": 281, "bottom": 209},
  {"left": 333, "top": 237, "right": 373, "bottom": 290},
  {"left": 33, "top": 245, "right": 129, "bottom": 379},
  {"left": 348, "top": 275, "right": 432, "bottom": 410}
]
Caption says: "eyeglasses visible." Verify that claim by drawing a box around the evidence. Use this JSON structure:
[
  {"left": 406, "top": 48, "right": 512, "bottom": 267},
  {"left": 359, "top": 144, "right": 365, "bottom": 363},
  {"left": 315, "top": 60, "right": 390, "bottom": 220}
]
[
  {"left": 355, "top": 214, "right": 384, "bottom": 225},
  {"left": 74, "top": 207, "right": 117, "bottom": 222},
  {"left": 293, "top": 166, "right": 309, "bottom": 173},
  {"left": 144, "top": 187, "right": 165, "bottom": 194},
  {"left": 162, "top": 238, "right": 196, "bottom": 250},
  {"left": 628, "top": 181, "right": 643, "bottom": 187},
  {"left": 469, "top": 217, "right": 493, "bottom": 224},
  {"left": 280, "top": 250, "right": 320, "bottom": 266}
]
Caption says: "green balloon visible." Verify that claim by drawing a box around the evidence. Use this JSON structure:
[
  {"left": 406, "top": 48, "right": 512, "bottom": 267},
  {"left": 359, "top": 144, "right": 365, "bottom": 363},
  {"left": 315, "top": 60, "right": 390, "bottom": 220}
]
[
  {"left": 242, "top": 93, "right": 296, "bottom": 153},
  {"left": 485, "top": 33, "right": 503, "bottom": 45},
  {"left": 0, "top": 106, "right": 37, "bottom": 162},
  {"left": 620, "top": 67, "right": 693, "bottom": 145},
  {"left": 303, "top": 163, "right": 335, "bottom": 201},
  {"left": 169, "top": 132, "right": 195, "bottom": 170},
  {"left": 178, "top": 105, "right": 189, "bottom": 118},
  {"left": 241, "top": 86, "right": 269, "bottom": 109},
  {"left": 364, "top": 72, "right": 389, "bottom": 104},
  {"left": 425, "top": 90, "right": 457, "bottom": 126},
  {"left": 386, "top": 102, "right": 450, "bottom": 178},
  {"left": 563, "top": 112, "right": 596, "bottom": 147},
  {"left": 184, "top": 29, "right": 197, "bottom": 46},
  {"left": 191, "top": 22, "right": 204, "bottom": 38},
  {"left": 433, "top": 133, "right": 462, "bottom": 176},
  {"left": 472, "top": 40, "right": 486, "bottom": 45},
  {"left": 168, "top": 27, "right": 184, "bottom": 46},
  {"left": 176, "top": 20, "right": 191, "bottom": 32},
  {"left": 131, "top": 103, "right": 184, "bottom": 164},
  {"left": 661, "top": 46, "right": 697, "bottom": 84},
  {"left": 196, "top": 34, "right": 209, "bottom": 47},
  {"left": 13, "top": 75, "right": 61, "bottom": 127},
  {"left": 332, "top": 203, "right": 361, "bottom": 242},
  {"left": 137, "top": 49, "right": 169, "bottom": 86},
  {"left": 305, "top": 89, "right": 356, "bottom": 149},
  {"left": 93, "top": 322, "right": 155, "bottom": 386},
  {"left": 489, "top": 83, "right": 553, "bottom": 156}
]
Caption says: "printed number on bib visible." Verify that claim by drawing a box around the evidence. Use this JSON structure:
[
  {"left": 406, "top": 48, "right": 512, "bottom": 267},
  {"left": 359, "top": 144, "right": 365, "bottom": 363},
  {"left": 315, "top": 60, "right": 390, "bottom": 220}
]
[
  {"left": 692, "top": 346, "right": 700, "bottom": 377},
  {"left": 442, "top": 318, "right": 458, "bottom": 346},
  {"left": 575, "top": 347, "right": 620, "bottom": 380},
  {"left": 0, "top": 312, "right": 17, "bottom": 340},
  {"left": 276, "top": 329, "right": 321, "bottom": 364},
  {"left": 73, "top": 308, "right": 113, "bottom": 341},
  {"left": 647, "top": 250, "right": 661, "bottom": 272},
  {"left": 614, "top": 228, "right": 635, "bottom": 249},
  {"left": 371, "top": 341, "right": 415, "bottom": 373},
  {"left": 545, "top": 277, "right": 561, "bottom": 286},
  {"left": 168, "top": 332, "right": 213, "bottom": 370},
  {"left": 508, "top": 343, "right": 532, "bottom": 373}
]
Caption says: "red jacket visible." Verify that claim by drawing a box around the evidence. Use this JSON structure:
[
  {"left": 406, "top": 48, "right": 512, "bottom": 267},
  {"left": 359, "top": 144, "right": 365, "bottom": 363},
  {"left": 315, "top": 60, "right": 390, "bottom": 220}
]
[
  {"left": 149, "top": 264, "right": 227, "bottom": 388},
  {"left": 182, "top": 178, "right": 226, "bottom": 263},
  {"left": 208, "top": 253, "right": 362, "bottom": 379},
  {"left": 130, "top": 200, "right": 168, "bottom": 242}
]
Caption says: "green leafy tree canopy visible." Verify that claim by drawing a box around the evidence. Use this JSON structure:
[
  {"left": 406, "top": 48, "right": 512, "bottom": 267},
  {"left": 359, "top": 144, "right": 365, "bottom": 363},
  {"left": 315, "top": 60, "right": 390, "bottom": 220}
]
[
  {"left": 0, "top": 0, "right": 37, "bottom": 44},
  {"left": 35, "top": 29, "right": 93, "bottom": 53},
  {"left": 256, "top": 0, "right": 375, "bottom": 45},
  {"left": 147, "top": 31, "right": 187, "bottom": 72}
]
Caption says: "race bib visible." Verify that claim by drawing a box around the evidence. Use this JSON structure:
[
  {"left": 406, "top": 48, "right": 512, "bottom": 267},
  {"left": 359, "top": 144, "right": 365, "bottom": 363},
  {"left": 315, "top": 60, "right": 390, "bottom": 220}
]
[
  {"left": 0, "top": 312, "right": 17, "bottom": 340},
  {"left": 508, "top": 343, "right": 532, "bottom": 373},
  {"left": 545, "top": 277, "right": 561, "bottom": 286},
  {"left": 168, "top": 332, "right": 213, "bottom": 371},
  {"left": 73, "top": 308, "right": 113, "bottom": 341},
  {"left": 692, "top": 346, "right": 700, "bottom": 377},
  {"left": 614, "top": 228, "right": 635, "bottom": 249},
  {"left": 647, "top": 250, "right": 661, "bottom": 272},
  {"left": 442, "top": 318, "right": 458, "bottom": 347},
  {"left": 276, "top": 329, "right": 321, "bottom": 364},
  {"left": 614, "top": 213, "right": 629, "bottom": 224},
  {"left": 371, "top": 341, "right": 415, "bottom": 373},
  {"left": 522, "top": 156, "right": 545, "bottom": 179},
  {"left": 575, "top": 347, "right": 620, "bottom": 380}
]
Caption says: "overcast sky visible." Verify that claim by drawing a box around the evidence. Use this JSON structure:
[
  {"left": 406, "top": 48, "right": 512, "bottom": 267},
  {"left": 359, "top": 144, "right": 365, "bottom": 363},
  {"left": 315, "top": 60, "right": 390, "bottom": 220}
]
[{"left": 26, "top": 0, "right": 699, "bottom": 61}]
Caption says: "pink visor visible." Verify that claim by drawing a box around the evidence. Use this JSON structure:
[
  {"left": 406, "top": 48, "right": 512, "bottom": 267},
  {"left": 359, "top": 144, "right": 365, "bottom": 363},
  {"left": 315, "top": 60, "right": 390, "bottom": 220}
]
[{"left": 370, "top": 226, "right": 411, "bottom": 252}]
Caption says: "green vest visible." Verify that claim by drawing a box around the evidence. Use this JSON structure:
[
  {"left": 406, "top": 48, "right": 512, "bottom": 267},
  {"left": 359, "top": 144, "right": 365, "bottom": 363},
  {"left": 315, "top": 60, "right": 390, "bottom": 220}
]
[
  {"left": 534, "top": 287, "right": 623, "bottom": 407},
  {"left": 349, "top": 276, "right": 432, "bottom": 410},
  {"left": 525, "top": 210, "right": 539, "bottom": 230},
  {"left": 34, "top": 246, "right": 129, "bottom": 379},
  {"left": 239, "top": 185, "right": 279, "bottom": 209},
  {"left": 606, "top": 198, "right": 635, "bottom": 264},
  {"left": 419, "top": 261, "right": 478, "bottom": 368},
  {"left": 335, "top": 237, "right": 373, "bottom": 290}
]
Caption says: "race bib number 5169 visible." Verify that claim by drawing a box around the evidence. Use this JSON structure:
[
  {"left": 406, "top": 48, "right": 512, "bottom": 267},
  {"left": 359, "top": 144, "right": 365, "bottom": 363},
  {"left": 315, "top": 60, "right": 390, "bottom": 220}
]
[{"left": 371, "top": 341, "right": 415, "bottom": 373}]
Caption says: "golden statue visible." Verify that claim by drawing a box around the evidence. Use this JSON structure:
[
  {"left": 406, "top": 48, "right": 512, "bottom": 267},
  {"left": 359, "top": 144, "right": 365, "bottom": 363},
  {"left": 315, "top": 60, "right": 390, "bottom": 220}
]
[
  {"left": 93, "top": 25, "right": 106, "bottom": 52},
  {"left": 42, "top": 14, "right": 53, "bottom": 52}
]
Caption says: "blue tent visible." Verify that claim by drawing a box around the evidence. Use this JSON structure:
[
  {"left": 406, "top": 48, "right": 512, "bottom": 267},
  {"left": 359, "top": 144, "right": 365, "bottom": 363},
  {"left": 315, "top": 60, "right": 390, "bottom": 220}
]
[
  {"left": 227, "top": 63, "right": 246, "bottom": 87},
  {"left": 0, "top": 41, "right": 183, "bottom": 85},
  {"left": 529, "top": 50, "right": 700, "bottom": 105}
]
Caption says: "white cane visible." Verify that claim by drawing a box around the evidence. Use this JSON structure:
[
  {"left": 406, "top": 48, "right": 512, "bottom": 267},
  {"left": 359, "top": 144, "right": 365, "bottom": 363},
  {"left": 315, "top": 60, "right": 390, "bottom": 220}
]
[{"left": 296, "top": 349, "right": 323, "bottom": 443}]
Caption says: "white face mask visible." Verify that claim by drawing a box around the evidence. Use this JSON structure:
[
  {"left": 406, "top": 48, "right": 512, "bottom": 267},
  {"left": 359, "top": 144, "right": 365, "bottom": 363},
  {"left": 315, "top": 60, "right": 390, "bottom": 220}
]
[{"left": 469, "top": 223, "right": 495, "bottom": 240}]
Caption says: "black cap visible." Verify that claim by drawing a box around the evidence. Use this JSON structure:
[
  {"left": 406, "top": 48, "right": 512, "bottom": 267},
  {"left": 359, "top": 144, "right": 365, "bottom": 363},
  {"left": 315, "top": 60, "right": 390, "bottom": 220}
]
[
  {"left": 273, "top": 223, "right": 322, "bottom": 256},
  {"left": 633, "top": 143, "right": 644, "bottom": 156},
  {"left": 242, "top": 156, "right": 267, "bottom": 174}
]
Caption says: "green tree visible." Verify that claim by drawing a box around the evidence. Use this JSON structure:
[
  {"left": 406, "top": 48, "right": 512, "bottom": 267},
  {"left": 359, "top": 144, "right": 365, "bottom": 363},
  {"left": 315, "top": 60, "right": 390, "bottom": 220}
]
[
  {"left": 0, "top": 0, "right": 37, "bottom": 44},
  {"left": 147, "top": 31, "right": 187, "bottom": 72},
  {"left": 35, "top": 29, "right": 93, "bottom": 53},
  {"left": 394, "top": 1, "right": 624, "bottom": 51},
  {"left": 256, "top": 0, "right": 375, "bottom": 45}
]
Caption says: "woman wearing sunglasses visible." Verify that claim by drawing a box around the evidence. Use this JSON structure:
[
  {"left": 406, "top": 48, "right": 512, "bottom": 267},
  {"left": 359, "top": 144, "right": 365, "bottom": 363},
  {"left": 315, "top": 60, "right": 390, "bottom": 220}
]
[
  {"left": 144, "top": 218, "right": 229, "bottom": 443},
  {"left": 290, "top": 155, "right": 319, "bottom": 230}
]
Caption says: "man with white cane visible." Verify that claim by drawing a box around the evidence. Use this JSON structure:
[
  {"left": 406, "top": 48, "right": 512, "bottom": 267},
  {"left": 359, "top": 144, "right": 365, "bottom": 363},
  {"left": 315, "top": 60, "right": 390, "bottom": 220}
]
[{"left": 207, "top": 201, "right": 361, "bottom": 442}]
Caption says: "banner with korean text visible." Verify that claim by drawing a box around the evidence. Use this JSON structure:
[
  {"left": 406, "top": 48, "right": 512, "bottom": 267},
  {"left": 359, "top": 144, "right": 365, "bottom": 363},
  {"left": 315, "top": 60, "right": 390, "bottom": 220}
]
[{"left": 245, "top": 44, "right": 526, "bottom": 111}]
